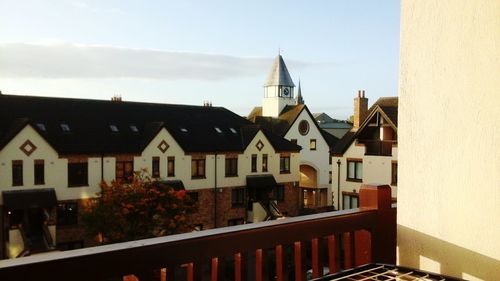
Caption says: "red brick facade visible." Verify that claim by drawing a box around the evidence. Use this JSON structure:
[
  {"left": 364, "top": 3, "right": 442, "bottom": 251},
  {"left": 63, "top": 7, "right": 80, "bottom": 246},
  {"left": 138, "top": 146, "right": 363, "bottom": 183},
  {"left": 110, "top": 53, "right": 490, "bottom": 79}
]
[
  {"left": 55, "top": 198, "right": 98, "bottom": 248},
  {"left": 277, "top": 182, "right": 300, "bottom": 217},
  {"left": 187, "top": 182, "right": 301, "bottom": 230}
]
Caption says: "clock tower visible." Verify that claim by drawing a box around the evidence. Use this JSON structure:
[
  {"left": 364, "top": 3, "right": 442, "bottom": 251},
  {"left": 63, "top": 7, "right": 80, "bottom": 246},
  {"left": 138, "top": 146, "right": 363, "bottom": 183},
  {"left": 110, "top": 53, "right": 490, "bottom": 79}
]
[{"left": 262, "top": 55, "right": 296, "bottom": 117}]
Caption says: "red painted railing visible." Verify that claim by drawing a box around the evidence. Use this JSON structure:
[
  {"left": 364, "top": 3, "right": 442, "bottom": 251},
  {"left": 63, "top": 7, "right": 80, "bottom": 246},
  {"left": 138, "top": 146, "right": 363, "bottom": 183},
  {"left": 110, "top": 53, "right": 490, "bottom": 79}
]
[{"left": 0, "top": 184, "right": 396, "bottom": 281}]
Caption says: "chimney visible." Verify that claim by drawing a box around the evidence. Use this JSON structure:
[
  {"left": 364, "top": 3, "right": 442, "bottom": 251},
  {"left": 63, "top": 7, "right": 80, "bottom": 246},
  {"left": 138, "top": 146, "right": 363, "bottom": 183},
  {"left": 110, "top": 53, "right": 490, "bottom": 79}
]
[{"left": 353, "top": 90, "right": 368, "bottom": 129}]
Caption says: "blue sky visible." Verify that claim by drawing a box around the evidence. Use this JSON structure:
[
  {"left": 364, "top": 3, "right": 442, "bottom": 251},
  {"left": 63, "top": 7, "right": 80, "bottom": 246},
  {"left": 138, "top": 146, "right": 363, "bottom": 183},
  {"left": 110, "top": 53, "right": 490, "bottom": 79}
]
[{"left": 0, "top": 0, "right": 400, "bottom": 118}]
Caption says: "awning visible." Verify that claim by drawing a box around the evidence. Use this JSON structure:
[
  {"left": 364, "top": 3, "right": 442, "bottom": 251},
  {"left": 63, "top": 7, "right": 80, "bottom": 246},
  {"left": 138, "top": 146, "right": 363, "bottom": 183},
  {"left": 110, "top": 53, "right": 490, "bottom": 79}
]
[
  {"left": 246, "top": 175, "right": 277, "bottom": 189},
  {"left": 2, "top": 188, "right": 57, "bottom": 209},
  {"left": 159, "top": 180, "right": 185, "bottom": 191}
]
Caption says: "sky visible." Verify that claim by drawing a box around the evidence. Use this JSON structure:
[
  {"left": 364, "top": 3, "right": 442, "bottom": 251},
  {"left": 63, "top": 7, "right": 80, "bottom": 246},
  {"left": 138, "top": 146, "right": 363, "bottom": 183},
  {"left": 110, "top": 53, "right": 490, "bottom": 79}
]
[{"left": 0, "top": 0, "right": 401, "bottom": 119}]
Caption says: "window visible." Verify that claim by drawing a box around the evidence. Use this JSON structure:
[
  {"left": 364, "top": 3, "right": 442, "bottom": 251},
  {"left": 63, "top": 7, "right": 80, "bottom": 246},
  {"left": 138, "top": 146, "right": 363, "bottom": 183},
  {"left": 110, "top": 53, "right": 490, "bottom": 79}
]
[
  {"left": 34, "top": 160, "right": 45, "bottom": 185},
  {"left": 290, "top": 139, "right": 298, "bottom": 144},
  {"left": 60, "top": 123, "right": 70, "bottom": 132},
  {"left": 109, "top": 124, "right": 119, "bottom": 132},
  {"left": 57, "top": 202, "right": 78, "bottom": 226},
  {"left": 167, "top": 156, "right": 175, "bottom": 177},
  {"left": 230, "top": 128, "right": 238, "bottom": 134},
  {"left": 231, "top": 188, "right": 245, "bottom": 208},
  {"left": 68, "top": 163, "right": 88, "bottom": 187},
  {"left": 262, "top": 154, "right": 268, "bottom": 172},
  {"left": 342, "top": 193, "right": 359, "bottom": 210},
  {"left": 36, "top": 123, "right": 46, "bottom": 131},
  {"left": 191, "top": 158, "right": 206, "bottom": 179},
  {"left": 214, "top": 127, "right": 222, "bottom": 133},
  {"left": 227, "top": 218, "right": 245, "bottom": 226},
  {"left": 251, "top": 154, "right": 257, "bottom": 172},
  {"left": 329, "top": 171, "right": 332, "bottom": 184},
  {"left": 280, "top": 156, "right": 290, "bottom": 174},
  {"left": 391, "top": 162, "right": 398, "bottom": 186},
  {"left": 116, "top": 161, "right": 134, "bottom": 182},
  {"left": 310, "top": 139, "right": 317, "bottom": 150},
  {"left": 180, "top": 128, "right": 188, "bottom": 133},
  {"left": 187, "top": 191, "right": 199, "bottom": 209},
  {"left": 225, "top": 157, "right": 238, "bottom": 177},
  {"left": 152, "top": 157, "right": 160, "bottom": 178},
  {"left": 129, "top": 125, "right": 139, "bottom": 133},
  {"left": 275, "top": 185, "right": 285, "bottom": 202},
  {"left": 298, "top": 120, "right": 310, "bottom": 135},
  {"left": 347, "top": 159, "right": 363, "bottom": 182},
  {"left": 12, "top": 160, "right": 23, "bottom": 186},
  {"left": 188, "top": 191, "right": 199, "bottom": 203}
]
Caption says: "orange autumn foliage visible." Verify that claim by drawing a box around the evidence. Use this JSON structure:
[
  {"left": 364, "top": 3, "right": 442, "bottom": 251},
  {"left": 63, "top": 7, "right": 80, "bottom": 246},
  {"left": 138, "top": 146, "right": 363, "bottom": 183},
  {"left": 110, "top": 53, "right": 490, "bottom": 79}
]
[{"left": 82, "top": 170, "right": 195, "bottom": 244}]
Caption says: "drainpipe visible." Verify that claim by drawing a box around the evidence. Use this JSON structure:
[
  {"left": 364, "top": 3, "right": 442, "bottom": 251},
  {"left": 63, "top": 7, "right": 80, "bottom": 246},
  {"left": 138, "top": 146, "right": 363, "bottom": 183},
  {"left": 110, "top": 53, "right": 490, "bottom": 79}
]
[
  {"left": 214, "top": 153, "right": 218, "bottom": 228},
  {"left": 100, "top": 154, "right": 104, "bottom": 182},
  {"left": 336, "top": 159, "right": 341, "bottom": 210}
]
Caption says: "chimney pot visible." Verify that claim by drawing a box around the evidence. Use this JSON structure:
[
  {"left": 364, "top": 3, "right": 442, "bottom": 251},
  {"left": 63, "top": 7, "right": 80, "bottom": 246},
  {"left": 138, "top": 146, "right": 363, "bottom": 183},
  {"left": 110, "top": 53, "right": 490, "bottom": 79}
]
[{"left": 353, "top": 90, "right": 368, "bottom": 129}]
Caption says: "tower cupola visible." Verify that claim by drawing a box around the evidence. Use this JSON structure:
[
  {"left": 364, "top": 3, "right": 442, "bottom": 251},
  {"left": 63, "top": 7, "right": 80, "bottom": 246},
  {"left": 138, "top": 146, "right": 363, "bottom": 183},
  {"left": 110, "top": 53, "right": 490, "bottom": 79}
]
[{"left": 262, "top": 55, "right": 296, "bottom": 117}]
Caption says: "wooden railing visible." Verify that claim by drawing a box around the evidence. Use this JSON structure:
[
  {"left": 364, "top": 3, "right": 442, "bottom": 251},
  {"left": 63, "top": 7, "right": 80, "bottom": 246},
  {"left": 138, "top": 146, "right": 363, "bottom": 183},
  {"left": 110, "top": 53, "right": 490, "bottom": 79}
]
[{"left": 0, "top": 184, "right": 396, "bottom": 281}]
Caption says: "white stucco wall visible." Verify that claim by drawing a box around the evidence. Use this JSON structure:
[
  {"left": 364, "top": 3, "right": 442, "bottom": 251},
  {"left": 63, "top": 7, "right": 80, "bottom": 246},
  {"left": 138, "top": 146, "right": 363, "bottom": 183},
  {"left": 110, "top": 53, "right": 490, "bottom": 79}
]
[
  {"left": 332, "top": 142, "right": 397, "bottom": 210},
  {"left": 0, "top": 126, "right": 299, "bottom": 202},
  {"left": 262, "top": 96, "right": 296, "bottom": 117},
  {"left": 0, "top": 125, "right": 101, "bottom": 203},
  {"left": 285, "top": 109, "right": 332, "bottom": 204},
  {"left": 137, "top": 128, "right": 299, "bottom": 190},
  {"left": 399, "top": 1, "right": 500, "bottom": 279}
]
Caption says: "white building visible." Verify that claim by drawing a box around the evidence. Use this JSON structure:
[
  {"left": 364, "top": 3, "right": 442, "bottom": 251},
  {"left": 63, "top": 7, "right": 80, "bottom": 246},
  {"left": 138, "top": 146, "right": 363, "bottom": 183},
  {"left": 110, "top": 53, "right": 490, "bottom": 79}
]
[
  {"left": 398, "top": 0, "right": 500, "bottom": 279},
  {"left": 249, "top": 55, "right": 338, "bottom": 210},
  {"left": 0, "top": 94, "right": 301, "bottom": 259},
  {"left": 331, "top": 92, "right": 398, "bottom": 210}
]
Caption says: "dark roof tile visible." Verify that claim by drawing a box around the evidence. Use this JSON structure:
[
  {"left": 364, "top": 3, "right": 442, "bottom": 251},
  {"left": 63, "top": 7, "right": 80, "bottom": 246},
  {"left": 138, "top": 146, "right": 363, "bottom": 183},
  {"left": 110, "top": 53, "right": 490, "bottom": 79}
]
[{"left": 0, "top": 95, "right": 299, "bottom": 154}]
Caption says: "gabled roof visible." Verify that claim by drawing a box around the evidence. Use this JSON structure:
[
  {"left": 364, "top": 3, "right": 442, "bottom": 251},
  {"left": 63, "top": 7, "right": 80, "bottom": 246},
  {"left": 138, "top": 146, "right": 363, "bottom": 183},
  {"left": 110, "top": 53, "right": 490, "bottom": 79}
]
[
  {"left": 320, "top": 130, "right": 340, "bottom": 150},
  {"left": 248, "top": 104, "right": 339, "bottom": 151},
  {"left": 0, "top": 94, "right": 300, "bottom": 154},
  {"left": 264, "top": 55, "right": 295, "bottom": 87},
  {"left": 314, "top": 112, "right": 353, "bottom": 130},
  {"left": 331, "top": 97, "right": 398, "bottom": 155},
  {"left": 251, "top": 104, "right": 306, "bottom": 137}
]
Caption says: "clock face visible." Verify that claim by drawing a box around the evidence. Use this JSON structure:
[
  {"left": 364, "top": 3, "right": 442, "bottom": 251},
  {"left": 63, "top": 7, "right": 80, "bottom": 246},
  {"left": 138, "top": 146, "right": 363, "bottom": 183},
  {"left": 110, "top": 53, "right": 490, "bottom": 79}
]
[{"left": 283, "top": 87, "right": 290, "bottom": 97}]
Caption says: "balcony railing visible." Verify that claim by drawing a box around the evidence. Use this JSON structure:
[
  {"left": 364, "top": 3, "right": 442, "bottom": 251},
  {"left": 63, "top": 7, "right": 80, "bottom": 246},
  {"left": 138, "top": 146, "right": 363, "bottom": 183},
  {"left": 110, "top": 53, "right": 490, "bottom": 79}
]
[
  {"left": 362, "top": 140, "right": 395, "bottom": 156},
  {"left": 0, "top": 184, "right": 396, "bottom": 281}
]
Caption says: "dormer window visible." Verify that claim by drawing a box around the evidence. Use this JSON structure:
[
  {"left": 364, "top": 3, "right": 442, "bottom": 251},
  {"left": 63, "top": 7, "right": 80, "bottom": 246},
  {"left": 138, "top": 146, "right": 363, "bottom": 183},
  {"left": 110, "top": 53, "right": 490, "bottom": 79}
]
[
  {"left": 60, "top": 124, "right": 70, "bottom": 132},
  {"left": 109, "top": 125, "right": 119, "bottom": 133},
  {"left": 230, "top": 128, "right": 237, "bottom": 134},
  {"left": 214, "top": 127, "right": 222, "bottom": 133},
  {"left": 130, "top": 125, "right": 139, "bottom": 133},
  {"left": 180, "top": 128, "right": 188, "bottom": 133},
  {"left": 36, "top": 123, "right": 46, "bottom": 131}
]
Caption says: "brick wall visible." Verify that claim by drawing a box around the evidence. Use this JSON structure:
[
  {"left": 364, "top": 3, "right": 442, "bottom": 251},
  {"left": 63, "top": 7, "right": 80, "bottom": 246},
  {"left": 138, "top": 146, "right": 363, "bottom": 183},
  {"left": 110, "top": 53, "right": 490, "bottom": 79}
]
[
  {"left": 277, "top": 182, "right": 300, "bottom": 216},
  {"left": 214, "top": 187, "right": 246, "bottom": 228},
  {"left": 57, "top": 183, "right": 299, "bottom": 248},
  {"left": 56, "top": 198, "right": 98, "bottom": 248},
  {"left": 187, "top": 187, "right": 246, "bottom": 230}
]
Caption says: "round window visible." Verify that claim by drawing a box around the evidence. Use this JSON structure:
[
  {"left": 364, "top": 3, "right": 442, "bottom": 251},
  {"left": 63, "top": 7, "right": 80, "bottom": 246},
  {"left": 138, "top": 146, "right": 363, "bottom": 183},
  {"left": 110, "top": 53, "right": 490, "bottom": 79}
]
[{"left": 298, "top": 120, "right": 309, "bottom": 135}]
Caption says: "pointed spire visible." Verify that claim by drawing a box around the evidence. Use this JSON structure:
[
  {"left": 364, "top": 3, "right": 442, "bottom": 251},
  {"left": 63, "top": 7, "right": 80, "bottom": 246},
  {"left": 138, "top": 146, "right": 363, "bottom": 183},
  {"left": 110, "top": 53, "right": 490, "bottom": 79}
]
[
  {"left": 296, "top": 79, "right": 304, "bottom": 105},
  {"left": 264, "top": 55, "right": 295, "bottom": 87}
]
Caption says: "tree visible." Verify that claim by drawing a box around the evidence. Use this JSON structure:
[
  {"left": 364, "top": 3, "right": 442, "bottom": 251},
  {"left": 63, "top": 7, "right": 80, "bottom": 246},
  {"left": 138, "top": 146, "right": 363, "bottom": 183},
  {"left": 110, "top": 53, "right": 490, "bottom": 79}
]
[{"left": 82, "top": 170, "right": 195, "bottom": 244}]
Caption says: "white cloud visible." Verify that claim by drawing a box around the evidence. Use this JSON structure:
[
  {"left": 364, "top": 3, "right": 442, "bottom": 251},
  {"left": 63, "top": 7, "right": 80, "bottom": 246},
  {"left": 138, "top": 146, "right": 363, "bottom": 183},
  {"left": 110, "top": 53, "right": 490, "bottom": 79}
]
[{"left": 0, "top": 43, "right": 311, "bottom": 81}]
